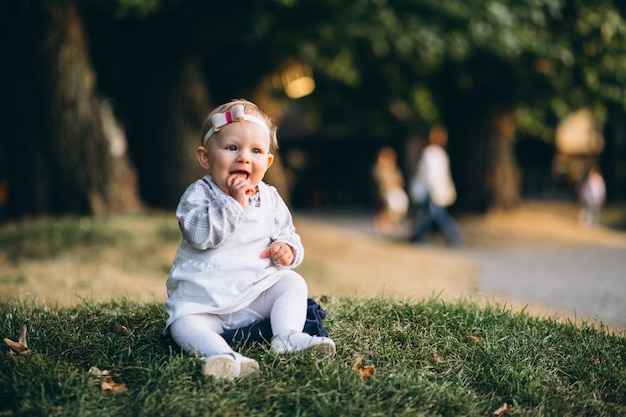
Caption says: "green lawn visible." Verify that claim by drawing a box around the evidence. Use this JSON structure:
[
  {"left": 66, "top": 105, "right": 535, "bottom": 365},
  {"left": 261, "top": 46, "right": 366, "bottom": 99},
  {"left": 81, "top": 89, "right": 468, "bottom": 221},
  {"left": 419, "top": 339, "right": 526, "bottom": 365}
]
[{"left": 1, "top": 296, "right": 625, "bottom": 417}]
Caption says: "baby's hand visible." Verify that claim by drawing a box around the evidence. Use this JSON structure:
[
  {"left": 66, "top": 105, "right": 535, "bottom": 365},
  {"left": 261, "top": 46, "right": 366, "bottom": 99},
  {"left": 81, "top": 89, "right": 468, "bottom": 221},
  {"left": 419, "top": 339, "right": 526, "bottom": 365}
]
[
  {"left": 227, "top": 174, "right": 256, "bottom": 208},
  {"left": 260, "top": 242, "right": 294, "bottom": 267}
]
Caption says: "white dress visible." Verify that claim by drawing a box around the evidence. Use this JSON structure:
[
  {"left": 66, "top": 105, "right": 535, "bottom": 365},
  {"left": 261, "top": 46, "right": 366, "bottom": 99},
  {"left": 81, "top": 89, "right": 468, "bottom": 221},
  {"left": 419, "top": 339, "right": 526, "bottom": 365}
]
[{"left": 164, "top": 175, "right": 304, "bottom": 330}]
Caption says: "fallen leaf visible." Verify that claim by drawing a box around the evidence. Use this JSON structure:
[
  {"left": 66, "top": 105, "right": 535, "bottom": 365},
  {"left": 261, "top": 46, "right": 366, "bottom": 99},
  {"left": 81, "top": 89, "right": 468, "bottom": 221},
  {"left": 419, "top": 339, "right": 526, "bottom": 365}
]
[
  {"left": 468, "top": 334, "right": 483, "bottom": 344},
  {"left": 90, "top": 367, "right": 126, "bottom": 392},
  {"left": 3, "top": 324, "right": 34, "bottom": 355},
  {"left": 433, "top": 352, "right": 444, "bottom": 363},
  {"left": 491, "top": 402, "right": 512, "bottom": 416},
  {"left": 101, "top": 375, "right": 128, "bottom": 393},
  {"left": 117, "top": 325, "right": 131, "bottom": 336},
  {"left": 352, "top": 357, "right": 375, "bottom": 381}
]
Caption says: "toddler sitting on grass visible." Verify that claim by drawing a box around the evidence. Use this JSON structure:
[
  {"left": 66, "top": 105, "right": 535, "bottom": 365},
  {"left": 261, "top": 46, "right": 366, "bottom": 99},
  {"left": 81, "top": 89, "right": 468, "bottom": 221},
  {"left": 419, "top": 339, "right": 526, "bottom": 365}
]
[{"left": 164, "top": 99, "right": 335, "bottom": 379}]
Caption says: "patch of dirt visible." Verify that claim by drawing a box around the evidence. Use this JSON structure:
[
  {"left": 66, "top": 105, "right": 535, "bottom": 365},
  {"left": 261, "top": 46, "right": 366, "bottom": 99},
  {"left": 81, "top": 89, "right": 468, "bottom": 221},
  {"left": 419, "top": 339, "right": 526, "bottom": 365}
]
[{"left": 298, "top": 219, "right": 476, "bottom": 301}]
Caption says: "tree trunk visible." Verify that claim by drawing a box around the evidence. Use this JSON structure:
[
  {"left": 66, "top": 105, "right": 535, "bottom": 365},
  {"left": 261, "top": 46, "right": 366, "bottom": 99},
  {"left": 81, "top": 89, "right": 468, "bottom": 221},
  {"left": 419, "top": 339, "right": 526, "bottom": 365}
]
[
  {"left": 448, "top": 105, "right": 520, "bottom": 213},
  {"left": 486, "top": 109, "right": 520, "bottom": 210},
  {"left": 602, "top": 103, "right": 626, "bottom": 202},
  {"left": 124, "top": 57, "right": 208, "bottom": 210},
  {"left": 2, "top": 2, "right": 140, "bottom": 218}
]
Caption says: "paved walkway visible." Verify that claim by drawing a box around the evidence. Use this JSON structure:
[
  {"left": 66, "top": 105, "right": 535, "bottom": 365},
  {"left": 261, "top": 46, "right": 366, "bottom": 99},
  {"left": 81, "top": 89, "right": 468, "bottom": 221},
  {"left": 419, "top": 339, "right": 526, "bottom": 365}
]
[
  {"left": 300, "top": 210, "right": 626, "bottom": 330},
  {"left": 469, "top": 246, "right": 626, "bottom": 329}
]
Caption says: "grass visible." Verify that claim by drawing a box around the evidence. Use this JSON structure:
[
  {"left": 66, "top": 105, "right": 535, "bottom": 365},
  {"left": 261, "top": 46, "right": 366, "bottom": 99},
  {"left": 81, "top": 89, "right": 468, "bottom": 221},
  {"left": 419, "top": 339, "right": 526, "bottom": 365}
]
[
  {"left": 1, "top": 296, "right": 625, "bottom": 417},
  {"left": 0, "top": 217, "right": 122, "bottom": 260},
  {"left": 0, "top": 214, "right": 182, "bottom": 262},
  {"left": 1, "top": 212, "right": 625, "bottom": 416}
]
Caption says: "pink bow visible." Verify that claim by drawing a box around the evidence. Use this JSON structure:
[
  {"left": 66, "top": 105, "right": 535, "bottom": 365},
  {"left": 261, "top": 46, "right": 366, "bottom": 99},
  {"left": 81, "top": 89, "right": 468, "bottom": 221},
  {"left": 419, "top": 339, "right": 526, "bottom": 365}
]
[
  {"left": 210, "top": 104, "right": 247, "bottom": 133},
  {"left": 203, "top": 104, "right": 270, "bottom": 144}
]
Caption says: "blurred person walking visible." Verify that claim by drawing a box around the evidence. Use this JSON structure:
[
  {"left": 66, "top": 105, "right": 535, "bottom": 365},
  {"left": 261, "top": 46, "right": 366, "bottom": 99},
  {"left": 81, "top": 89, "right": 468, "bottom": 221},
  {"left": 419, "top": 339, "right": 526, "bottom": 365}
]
[
  {"left": 409, "top": 126, "right": 463, "bottom": 246},
  {"left": 372, "top": 147, "right": 409, "bottom": 236},
  {"left": 578, "top": 165, "right": 605, "bottom": 227}
]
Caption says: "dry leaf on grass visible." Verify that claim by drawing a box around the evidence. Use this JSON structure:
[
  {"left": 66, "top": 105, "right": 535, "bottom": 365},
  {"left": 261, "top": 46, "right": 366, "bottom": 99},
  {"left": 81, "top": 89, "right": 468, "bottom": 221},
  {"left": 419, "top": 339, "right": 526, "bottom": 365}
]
[
  {"left": 467, "top": 334, "right": 483, "bottom": 344},
  {"left": 100, "top": 375, "right": 128, "bottom": 393},
  {"left": 352, "top": 357, "right": 375, "bottom": 381},
  {"left": 89, "top": 366, "right": 128, "bottom": 393},
  {"left": 3, "top": 324, "right": 34, "bottom": 355},
  {"left": 491, "top": 402, "right": 512, "bottom": 416},
  {"left": 117, "top": 325, "right": 131, "bottom": 336}
]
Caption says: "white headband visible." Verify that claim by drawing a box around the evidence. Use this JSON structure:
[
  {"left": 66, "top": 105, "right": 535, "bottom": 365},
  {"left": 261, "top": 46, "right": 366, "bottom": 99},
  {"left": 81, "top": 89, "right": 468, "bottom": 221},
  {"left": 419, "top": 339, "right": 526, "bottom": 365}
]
[{"left": 203, "top": 104, "right": 270, "bottom": 144}]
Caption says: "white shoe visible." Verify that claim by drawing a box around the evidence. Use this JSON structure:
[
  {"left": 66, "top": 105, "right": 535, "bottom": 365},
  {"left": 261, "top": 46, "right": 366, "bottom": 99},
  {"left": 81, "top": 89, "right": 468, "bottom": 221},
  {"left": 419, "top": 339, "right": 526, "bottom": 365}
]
[
  {"left": 203, "top": 353, "right": 259, "bottom": 380},
  {"left": 233, "top": 353, "right": 261, "bottom": 377},
  {"left": 271, "top": 332, "right": 336, "bottom": 358}
]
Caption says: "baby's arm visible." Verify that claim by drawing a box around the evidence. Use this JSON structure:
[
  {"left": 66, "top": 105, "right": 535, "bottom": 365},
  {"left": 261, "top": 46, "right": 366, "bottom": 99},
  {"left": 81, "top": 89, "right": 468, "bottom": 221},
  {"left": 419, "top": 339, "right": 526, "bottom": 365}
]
[
  {"left": 263, "top": 186, "right": 304, "bottom": 268},
  {"left": 177, "top": 180, "right": 244, "bottom": 250},
  {"left": 259, "top": 242, "right": 295, "bottom": 267}
]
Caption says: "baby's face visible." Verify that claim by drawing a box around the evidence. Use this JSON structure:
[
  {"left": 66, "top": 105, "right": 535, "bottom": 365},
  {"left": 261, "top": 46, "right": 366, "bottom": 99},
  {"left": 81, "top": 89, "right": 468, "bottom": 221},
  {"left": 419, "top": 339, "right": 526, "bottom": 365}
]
[{"left": 204, "top": 119, "right": 274, "bottom": 194}]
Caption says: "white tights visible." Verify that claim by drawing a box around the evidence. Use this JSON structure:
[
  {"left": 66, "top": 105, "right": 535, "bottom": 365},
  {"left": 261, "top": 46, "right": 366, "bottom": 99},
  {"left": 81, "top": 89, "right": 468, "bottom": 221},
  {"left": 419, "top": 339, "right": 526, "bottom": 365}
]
[{"left": 169, "top": 270, "right": 308, "bottom": 357}]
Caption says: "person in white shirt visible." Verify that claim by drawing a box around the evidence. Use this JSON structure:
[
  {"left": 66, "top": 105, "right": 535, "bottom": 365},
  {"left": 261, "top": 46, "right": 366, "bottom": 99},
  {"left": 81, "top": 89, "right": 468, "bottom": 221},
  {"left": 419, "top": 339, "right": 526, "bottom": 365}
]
[
  {"left": 165, "top": 99, "right": 335, "bottom": 380},
  {"left": 409, "top": 126, "right": 463, "bottom": 246}
]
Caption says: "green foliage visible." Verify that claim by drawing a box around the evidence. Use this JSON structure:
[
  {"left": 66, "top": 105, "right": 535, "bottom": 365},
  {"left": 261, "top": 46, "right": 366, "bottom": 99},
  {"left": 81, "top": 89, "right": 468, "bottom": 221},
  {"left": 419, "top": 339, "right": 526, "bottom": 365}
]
[
  {"left": 1, "top": 297, "right": 624, "bottom": 416},
  {"left": 245, "top": 0, "right": 626, "bottom": 134},
  {"left": 78, "top": 0, "right": 626, "bottom": 132}
]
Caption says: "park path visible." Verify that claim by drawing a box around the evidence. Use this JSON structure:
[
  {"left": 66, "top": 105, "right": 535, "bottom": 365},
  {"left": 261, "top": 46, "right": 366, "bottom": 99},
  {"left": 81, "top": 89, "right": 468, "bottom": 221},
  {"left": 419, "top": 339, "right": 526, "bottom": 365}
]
[
  {"left": 468, "top": 245, "right": 626, "bottom": 329},
  {"left": 298, "top": 203, "right": 626, "bottom": 330}
]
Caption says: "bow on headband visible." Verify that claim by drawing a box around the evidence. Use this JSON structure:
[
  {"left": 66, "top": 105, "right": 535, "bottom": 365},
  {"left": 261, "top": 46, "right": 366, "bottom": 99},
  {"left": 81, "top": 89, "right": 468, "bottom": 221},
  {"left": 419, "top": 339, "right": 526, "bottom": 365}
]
[{"left": 203, "top": 104, "right": 270, "bottom": 144}]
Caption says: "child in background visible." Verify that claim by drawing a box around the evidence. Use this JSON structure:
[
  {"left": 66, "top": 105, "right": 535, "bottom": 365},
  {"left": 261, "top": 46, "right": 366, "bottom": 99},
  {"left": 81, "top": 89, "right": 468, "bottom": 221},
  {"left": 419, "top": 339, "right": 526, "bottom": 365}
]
[
  {"left": 165, "top": 99, "right": 335, "bottom": 380},
  {"left": 372, "top": 147, "right": 409, "bottom": 236},
  {"left": 578, "top": 165, "right": 606, "bottom": 227}
]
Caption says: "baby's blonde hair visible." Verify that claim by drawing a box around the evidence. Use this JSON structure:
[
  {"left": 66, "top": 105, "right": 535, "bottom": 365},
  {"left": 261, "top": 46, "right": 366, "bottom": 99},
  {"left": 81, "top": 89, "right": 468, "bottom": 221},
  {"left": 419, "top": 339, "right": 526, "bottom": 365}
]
[{"left": 200, "top": 99, "right": 278, "bottom": 152}]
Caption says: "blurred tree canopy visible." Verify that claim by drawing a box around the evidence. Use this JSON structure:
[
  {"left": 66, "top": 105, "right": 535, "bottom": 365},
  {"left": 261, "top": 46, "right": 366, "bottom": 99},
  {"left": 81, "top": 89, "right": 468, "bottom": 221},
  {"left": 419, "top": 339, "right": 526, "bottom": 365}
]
[{"left": 1, "top": 0, "right": 625, "bottom": 218}]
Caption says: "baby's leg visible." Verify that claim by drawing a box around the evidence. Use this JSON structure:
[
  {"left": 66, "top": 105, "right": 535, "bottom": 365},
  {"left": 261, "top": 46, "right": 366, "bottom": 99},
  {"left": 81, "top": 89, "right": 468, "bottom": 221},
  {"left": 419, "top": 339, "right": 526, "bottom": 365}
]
[
  {"left": 170, "top": 313, "right": 231, "bottom": 357},
  {"left": 267, "top": 270, "right": 309, "bottom": 334},
  {"left": 250, "top": 270, "right": 335, "bottom": 357},
  {"left": 247, "top": 270, "right": 308, "bottom": 334},
  {"left": 170, "top": 314, "right": 259, "bottom": 379}
]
